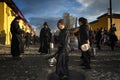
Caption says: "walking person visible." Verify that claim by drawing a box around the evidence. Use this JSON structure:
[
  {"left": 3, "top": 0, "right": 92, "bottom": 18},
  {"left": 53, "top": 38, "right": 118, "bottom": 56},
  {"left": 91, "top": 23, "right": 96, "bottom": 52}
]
[
  {"left": 38, "top": 22, "right": 52, "bottom": 54},
  {"left": 55, "top": 19, "right": 69, "bottom": 80},
  {"left": 33, "top": 34, "right": 37, "bottom": 45},
  {"left": 109, "top": 24, "right": 118, "bottom": 51},
  {"left": 109, "top": 32, "right": 118, "bottom": 51},
  {"left": 96, "top": 28, "right": 102, "bottom": 50},
  {"left": 78, "top": 17, "right": 91, "bottom": 69},
  {"left": 10, "top": 16, "right": 24, "bottom": 58},
  {"left": 25, "top": 32, "right": 31, "bottom": 48}
]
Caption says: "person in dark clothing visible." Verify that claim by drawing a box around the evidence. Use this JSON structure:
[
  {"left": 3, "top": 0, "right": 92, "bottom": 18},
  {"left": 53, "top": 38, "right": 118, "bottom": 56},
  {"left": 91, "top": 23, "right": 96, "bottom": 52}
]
[
  {"left": 78, "top": 17, "right": 91, "bottom": 69},
  {"left": 55, "top": 19, "right": 69, "bottom": 80},
  {"left": 10, "top": 16, "right": 24, "bottom": 58},
  {"left": 109, "top": 24, "right": 118, "bottom": 51},
  {"left": 110, "top": 24, "right": 116, "bottom": 34},
  {"left": 25, "top": 32, "right": 31, "bottom": 48},
  {"left": 96, "top": 28, "right": 102, "bottom": 50},
  {"left": 109, "top": 32, "right": 118, "bottom": 51},
  {"left": 89, "top": 26, "right": 93, "bottom": 46},
  {"left": 33, "top": 34, "right": 37, "bottom": 45},
  {"left": 38, "top": 22, "right": 52, "bottom": 54}
]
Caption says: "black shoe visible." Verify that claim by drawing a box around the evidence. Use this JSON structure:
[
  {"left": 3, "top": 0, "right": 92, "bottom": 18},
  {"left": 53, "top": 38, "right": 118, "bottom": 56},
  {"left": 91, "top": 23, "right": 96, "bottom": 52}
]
[
  {"left": 59, "top": 75, "right": 69, "bottom": 80},
  {"left": 80, "top": 63, "right": 87, "bottom": 66}
]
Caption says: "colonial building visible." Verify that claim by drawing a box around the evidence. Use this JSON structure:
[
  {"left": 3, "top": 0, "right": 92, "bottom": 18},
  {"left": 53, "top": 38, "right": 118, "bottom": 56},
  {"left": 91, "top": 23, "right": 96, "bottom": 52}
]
[
  {"left": 89, "top": 13, "right": 120, "bottom": 40},
  {"left": 0, "top": 0, "right": 33, "bottom": 45}
]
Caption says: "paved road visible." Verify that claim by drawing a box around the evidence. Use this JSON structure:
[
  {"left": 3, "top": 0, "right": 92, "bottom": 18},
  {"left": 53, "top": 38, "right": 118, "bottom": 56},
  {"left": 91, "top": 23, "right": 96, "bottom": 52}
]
[{"left": 0, "top": 44, "right": 120, "bottom": 80}]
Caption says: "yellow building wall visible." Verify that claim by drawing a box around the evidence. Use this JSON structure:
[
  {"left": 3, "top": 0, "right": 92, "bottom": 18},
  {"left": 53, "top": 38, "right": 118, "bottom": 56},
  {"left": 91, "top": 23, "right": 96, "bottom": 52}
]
[
  {"left": 0, "top": 2, "right": 32, "bottom": 45},
  {"left": 108, "top": 18, "right": 120, "bottom": 40},
  {"left": 0, "top": 2, "right": 4, "bottom": 31},
  {"left": 19, "top": 20, "right": 32, "bottom": 33},
  {"left": 0, "top": 2, "right": 31, "bottom": 45},
  {"left": 3, "top": 2, "right": 15, "bottom": 45},
  {"left": 0, "top": 2, "right": 5, "bottom": 44},
  {"left": 0, "top": 2, "right": 9, "bottom": 45},
  {"left": 98, "top": 16, "right": 108, "bottom": 30},
  {"left": 90, "top": 16, "right": 120, "bottom": 40},
  {"left": 90, "top": 22, "right": 98, "bottom": 30},
  {"left": 90, "top": 16, "right": 108, "bottom": 31}
]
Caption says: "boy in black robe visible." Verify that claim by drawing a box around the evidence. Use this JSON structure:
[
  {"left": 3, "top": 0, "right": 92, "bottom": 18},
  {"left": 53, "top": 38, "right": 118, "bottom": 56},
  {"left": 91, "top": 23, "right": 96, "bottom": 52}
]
[
  {"left": 10, "top": 16, "right": 24, "bottom": 58},
  {"left": 55, "top": 19, "right": 69, "bottom": 80}
]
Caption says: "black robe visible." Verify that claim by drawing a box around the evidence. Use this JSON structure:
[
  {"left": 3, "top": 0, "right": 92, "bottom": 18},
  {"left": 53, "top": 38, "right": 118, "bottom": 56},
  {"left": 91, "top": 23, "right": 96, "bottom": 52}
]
[
  {"left": 39, "top": 28, "right": 52, "bottom": 53},
  {"left": 10, "top": 20, "right": 24, "bottom": 57},
  {"left": 55, "top": 29, "right": 69, "bottom": 77},
  {"left": 79, "top": 25, "right": 91, "bottom": 67},
  {"left": 25, "top": 32, "right": 31, "bottom": 48},
  {"left": 79, "top": 25, "right": 89, "bottom": 46},
  {"left": 109, "top": 33, "right": 118, "bottom": 50}
]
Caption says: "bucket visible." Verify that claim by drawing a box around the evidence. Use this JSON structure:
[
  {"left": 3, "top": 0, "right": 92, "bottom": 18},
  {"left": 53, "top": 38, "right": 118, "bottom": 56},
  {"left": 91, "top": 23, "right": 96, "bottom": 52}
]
[{"left": 50, "top": 42, "right": 54, "bottom": 49}]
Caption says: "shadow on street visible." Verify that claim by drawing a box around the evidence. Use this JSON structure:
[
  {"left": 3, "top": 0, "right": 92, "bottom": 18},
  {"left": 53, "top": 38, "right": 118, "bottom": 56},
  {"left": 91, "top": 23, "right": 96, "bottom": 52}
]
[{"left": 47, "top": 70, "right": 86, "bottom": 80}]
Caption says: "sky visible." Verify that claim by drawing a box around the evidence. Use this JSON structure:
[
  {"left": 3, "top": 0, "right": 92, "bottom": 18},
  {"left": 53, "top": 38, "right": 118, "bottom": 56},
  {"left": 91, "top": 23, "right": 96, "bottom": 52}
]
[{"left": 13, "top": 0, "right": 120, "bottom": 33}]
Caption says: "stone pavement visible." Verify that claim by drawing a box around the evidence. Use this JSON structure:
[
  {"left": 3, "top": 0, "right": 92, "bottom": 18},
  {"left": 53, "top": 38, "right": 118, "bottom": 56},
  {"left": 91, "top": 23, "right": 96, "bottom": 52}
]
[{"left": 0, "top": 44, "right": 120, "bottom": 80}]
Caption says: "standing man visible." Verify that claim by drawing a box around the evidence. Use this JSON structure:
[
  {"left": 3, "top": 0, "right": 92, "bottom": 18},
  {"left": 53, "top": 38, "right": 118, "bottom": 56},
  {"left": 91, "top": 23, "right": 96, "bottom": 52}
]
[
  {"left": 10, "top": 16, "right": 24, "bottom": 58},
  {"left": 109, "top": 24, "right": 118, "bottom": 51},
  {"left": 55, "top": 19, "right": 69, "bottom": 80},
  {"left": 78, "top": 17, "right": 91, "bottom": 69},
  {"left": 96, "top": 28, "right": 102, "bottom": 50},
  {"left": 110, "top": 24, "right": 116, "bottom": 33},
  {"left": 38, "top": 22, "right": 52, "bottom": 54}
]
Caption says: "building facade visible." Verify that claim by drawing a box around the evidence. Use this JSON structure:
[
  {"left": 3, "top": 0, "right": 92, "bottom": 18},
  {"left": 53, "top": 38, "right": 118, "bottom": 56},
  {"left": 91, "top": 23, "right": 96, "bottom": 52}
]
[
  {"left": 63, "top": 13, "right": 75, "bottom": 29},
  {"left": 90, "top": 13, "right": 120, "bottom": 40},
  {"left": 0, "top": 0, "right": 33, "bottom": 45}
]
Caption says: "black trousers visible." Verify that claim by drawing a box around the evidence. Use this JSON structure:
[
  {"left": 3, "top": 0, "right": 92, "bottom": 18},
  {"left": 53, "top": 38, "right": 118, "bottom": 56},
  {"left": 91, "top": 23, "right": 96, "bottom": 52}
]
[
  {"left": 96, "top": 39, "right": 101, "bottom": 50},
  {"left": 56, "top": 51, "right": 69, "bottom": 77},
  {"left": 110, "top": 41, "right": 115, "bottom": 50},
  {"left": 81, "top": 50, "right": 91, "bottom": 66}
]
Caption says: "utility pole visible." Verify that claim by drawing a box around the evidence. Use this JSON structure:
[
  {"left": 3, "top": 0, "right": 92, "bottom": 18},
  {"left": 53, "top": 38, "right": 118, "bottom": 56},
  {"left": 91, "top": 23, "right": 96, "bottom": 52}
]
[
  {"left": 109, "top": 0, "right": 112, "bottom": 28},
  {"left": 75, "top": 17, "right": 77, "bottom": 28}
]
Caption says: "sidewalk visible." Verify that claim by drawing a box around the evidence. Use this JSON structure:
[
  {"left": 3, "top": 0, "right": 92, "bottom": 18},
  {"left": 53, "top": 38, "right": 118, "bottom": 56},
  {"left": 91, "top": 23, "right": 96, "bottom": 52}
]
[{"left": 0, "top": 44, "right": 10, "bottom": 55}]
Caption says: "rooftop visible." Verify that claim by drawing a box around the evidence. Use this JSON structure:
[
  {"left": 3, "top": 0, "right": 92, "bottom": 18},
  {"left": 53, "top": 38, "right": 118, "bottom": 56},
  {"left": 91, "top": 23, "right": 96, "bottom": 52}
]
[{"left": 97, "top": 13, "right": 120, "bottom": 19}]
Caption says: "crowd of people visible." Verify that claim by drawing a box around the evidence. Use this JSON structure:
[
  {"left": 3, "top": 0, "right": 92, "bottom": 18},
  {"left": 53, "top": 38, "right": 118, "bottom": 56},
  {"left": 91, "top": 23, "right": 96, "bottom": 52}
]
[
  {"left": 10, "top": 16, "right": 118, "bottom": 80},
  {"left": 89, "top": 24, "right": 118, "bottom": 51}
]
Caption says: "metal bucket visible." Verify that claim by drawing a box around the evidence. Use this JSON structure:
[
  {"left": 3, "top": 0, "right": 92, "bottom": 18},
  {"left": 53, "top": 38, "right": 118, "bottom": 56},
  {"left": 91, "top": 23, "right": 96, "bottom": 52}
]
[{"left": 50, "top": 42, "right": 54, "bottom": 49}]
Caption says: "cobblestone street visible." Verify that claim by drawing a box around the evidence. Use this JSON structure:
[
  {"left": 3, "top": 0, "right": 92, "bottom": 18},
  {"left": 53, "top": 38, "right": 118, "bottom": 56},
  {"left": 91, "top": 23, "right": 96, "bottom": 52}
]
[
  {"left": 0, "top": 44, "right": 120, "bottom": 80},
  {"left": 1, "top": 0, "right": 120, "bottom": 80}
]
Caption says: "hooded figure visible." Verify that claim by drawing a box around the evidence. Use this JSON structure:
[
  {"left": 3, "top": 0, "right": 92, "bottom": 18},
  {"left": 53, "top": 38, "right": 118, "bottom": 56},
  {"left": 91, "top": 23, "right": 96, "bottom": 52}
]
[
  {"left": 10, "top": 16, "right": 24, "bottom": 58},
  {"left": 39, "top": 22, "right": 52, "bottom": 54}
]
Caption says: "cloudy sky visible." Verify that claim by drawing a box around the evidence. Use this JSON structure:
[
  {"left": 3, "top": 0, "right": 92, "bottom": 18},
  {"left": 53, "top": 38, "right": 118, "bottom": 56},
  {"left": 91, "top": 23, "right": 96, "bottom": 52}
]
[{"left": 13, "top": 0, "right": 120, "bottom": 31}]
